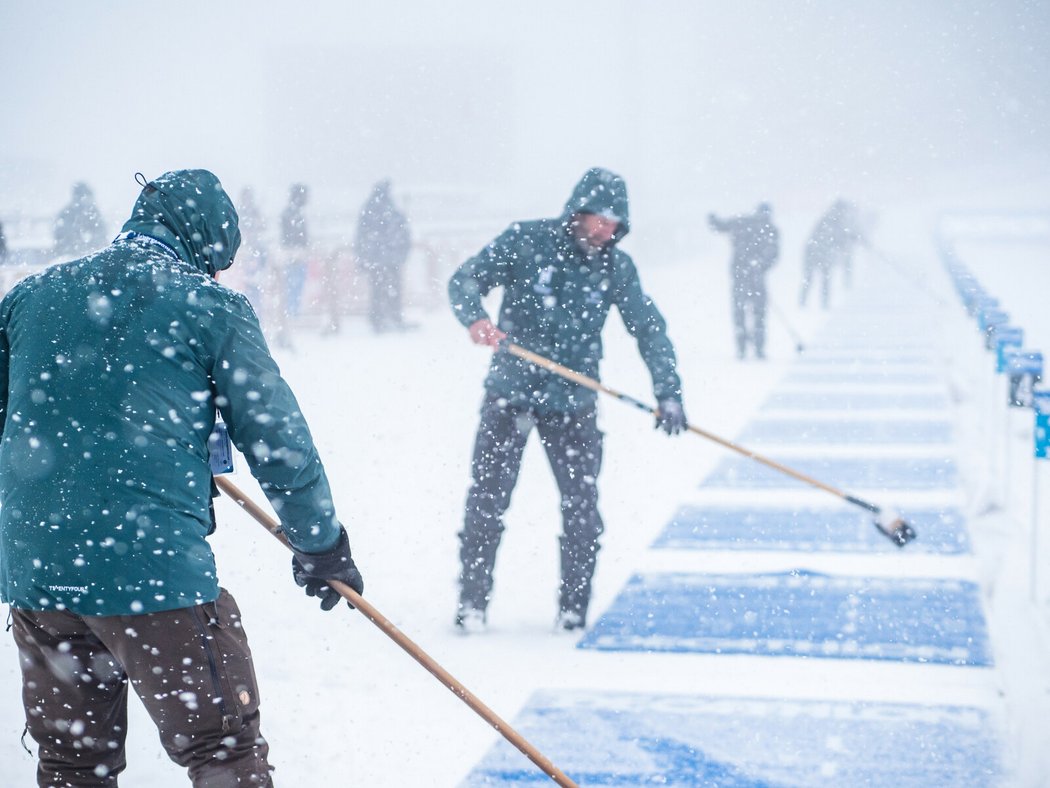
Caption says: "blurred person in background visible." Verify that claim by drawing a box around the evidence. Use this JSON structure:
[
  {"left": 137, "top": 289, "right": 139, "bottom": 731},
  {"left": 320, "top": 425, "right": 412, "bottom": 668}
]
[
  {"left": 708, "top": 202, "right": 780, "bottom": 360},
  {"left": 799, "top": 199, "right": 864, "bottom": 309},
  {"left": 238, "top": 186, "right": 271, "bottom": 320},
  {"left": 835, "top": 201, "right": 870, "bottom": 290},
  {"left": 354, "top": 179, "right": 413, "bottom": 333},
  {"left": 53, "top": 181, "right": 107, "bottom": 259},
  {"left": 277, "top": 182, "right": 311, "bottom": 348}
]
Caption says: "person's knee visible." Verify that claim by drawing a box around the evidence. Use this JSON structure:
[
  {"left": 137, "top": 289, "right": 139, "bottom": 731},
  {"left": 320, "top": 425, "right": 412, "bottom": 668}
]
[
  {"left": 561, "top": 500, "right": 604, "bottom": 542},
  {"left": 466, "top": 476, "right": 517, "bottom": 523}
]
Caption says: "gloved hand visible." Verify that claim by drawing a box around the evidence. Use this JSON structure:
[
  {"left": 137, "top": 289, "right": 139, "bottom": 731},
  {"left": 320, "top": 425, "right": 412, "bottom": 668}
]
[
  {"left": 654, "top": 398, "right": 687, "bottom": 436},
  {"left": 291, "top": 527, "right": 364, "bottom": 611},
  {"left": 468, "top": 318, "right": 507, "bottom": 348}
]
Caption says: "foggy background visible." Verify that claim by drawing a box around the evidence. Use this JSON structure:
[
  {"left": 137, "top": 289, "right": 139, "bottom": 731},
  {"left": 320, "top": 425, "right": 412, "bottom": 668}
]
[
  {"left": 0, "top": 5, "right": 1049, "bottom": 784},
  {"left": 2, "top": 1, "right": 1048, "bottom": 259}
]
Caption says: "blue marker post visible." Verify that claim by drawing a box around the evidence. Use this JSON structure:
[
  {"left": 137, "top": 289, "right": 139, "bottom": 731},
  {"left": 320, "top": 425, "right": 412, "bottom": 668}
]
[
  {"left": 992, "top": 328, "right": 1025, "bottom": 507},
  {"left": 1032, "top": 391, "right": 1050, "bottom": 603},
  {"left": 993, "top": 326, "right": 1024, "bottom": 373},
  {"left": 979, "top": 309, "right": 1009, "bottom": 351},
  {"left": 979, "top": 312, "right": 1009, "bottom": 494},
  {"left": 1008, "top": 351, "right": 1043, "bottom": 409},
  {"left": 976, "top": 308, "right": 1007, "bottom": 455},
  {"left": 1003, "top": 352, "right": 1044, "bottom": 511},
  {"left": 967, "top": 292, "right": 998, "bottom": 319}
]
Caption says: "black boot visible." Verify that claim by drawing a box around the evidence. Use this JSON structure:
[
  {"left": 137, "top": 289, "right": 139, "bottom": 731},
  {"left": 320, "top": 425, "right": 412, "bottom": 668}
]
[
  {"left": 456, "top": 529, "right": 500, "bottom": 631},
  {"left": 557, "top": 536, "right": 599, "bottom": 630}
]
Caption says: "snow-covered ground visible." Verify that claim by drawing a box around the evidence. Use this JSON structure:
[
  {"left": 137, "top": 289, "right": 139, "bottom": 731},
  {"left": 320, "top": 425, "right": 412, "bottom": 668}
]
[{"left": 0, "top": 216, "right": 1047, "bottom": 786}]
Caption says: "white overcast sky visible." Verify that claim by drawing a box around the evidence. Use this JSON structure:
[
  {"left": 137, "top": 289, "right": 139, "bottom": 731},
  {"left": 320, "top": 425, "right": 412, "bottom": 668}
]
[{"left": 2, "top": 1, "right": 1048, "bottom": 237}]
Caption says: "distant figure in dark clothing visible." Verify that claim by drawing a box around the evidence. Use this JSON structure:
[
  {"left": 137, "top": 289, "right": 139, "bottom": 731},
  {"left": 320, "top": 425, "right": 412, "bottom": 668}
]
[
  {"left": 355, "top": 180, "right": 412, "bottom": 333},
  {"left": 835, "top": 202, "right": 868, "bottom": 290},
  {"left": 53, "top": 181, "right": 107, "bottom": 258},
  {"left": 238, "top": 186, "right": 270, "bottom": 317},
  {"left": 799, "top": 199, "right": 863, "bottom": 309},
  {"left": 709, "top": 203, "right": 779, "bottom": 359},
  {"left": 276, "top": 183, "right": 310, "bottom": 347},
  {"left": 0, "top": 218, "right": 7, "bottom": 263}
]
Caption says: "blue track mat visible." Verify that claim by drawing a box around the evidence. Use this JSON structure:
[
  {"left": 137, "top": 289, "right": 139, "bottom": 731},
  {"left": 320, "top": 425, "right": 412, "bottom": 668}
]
[
  {"left": 654, "top": 506, "right": 969, "bottom": 554},
  {"left": 462, "top": 690, "right": 1002, "bottom": 787},
  {"left": 738, "top": 419, "right": 952, "bottom": 444},
  {"left": 797, "top": 355, "right": 934, "bottom": 366},
  {"left": 806, "top": 342, "right": 933, "bottom": 350},
  {"left": 701, "top": 456, "right": 957, "bottom": 490},
  {"left": 783, "top": 371, "right": 940, "bottom": 385},
  {"left": 578, "top": 571, "right": 992, "bottom": 666},
  {"left": 761, "top": 391, "right": 948, "bottom": 410}
]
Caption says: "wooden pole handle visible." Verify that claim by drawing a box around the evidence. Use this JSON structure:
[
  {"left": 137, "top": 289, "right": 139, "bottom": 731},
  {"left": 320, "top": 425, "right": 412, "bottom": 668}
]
[
  {"left": 502, "top": 341, "right": 914, "bottom": 545},
  {"left": 214, "top": 475, "right": 579, "bottom": 788},
  {"left": 504, "top": 342, "right": 849, "bottom": 500}
]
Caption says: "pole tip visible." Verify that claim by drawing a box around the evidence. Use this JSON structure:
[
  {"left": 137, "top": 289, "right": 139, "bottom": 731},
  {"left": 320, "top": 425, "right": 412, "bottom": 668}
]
[{"left": 874, "top": 515, "right": 917, "bottom": 547}]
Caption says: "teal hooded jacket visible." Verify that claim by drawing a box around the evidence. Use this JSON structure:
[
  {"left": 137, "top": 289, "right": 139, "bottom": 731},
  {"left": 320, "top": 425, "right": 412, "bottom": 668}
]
[
  {"left": 0, "top": 170, "right": 343, "bottom": 615},
  {"left": 448, "top": 168, "right": 683, "bottom": 413}
]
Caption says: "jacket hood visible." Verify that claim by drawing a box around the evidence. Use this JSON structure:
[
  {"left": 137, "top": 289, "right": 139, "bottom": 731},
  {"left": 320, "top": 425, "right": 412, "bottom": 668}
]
[
  {"left": 120, "top": 169, "right": 241, "bottom": 275},
  {"left": 561, "top": 167, "right": 630, "bottom": 242}
]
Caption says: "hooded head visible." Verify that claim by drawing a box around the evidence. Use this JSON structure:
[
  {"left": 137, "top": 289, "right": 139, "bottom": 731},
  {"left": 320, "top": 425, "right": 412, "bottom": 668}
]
[
  {"left": 72, "top": 181, "right": 94, "bottom": 201},
  {"left": 120, "top": 169, "right": 241, "bottom": 276},
  {"left": 561, "top": 167, "right": 630, "bottom": 245},
  {"left": 289, "top": 183, "right": 309, "bottom": 207}
]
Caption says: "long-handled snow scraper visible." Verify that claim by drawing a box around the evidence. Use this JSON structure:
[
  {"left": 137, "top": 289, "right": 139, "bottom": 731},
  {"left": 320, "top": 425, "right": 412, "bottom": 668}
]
[
  {"left": 503, "top": 342, "right": 916, "bottom": 546},
  {"left": 214, "top": 475, "right": 579, "bottom": 788},
  {"left": 768, "top": 298, "right": 805, "bottom": 354}
]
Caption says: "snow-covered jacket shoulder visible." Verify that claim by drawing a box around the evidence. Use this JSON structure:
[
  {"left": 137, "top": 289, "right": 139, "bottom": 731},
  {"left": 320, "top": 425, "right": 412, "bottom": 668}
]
[
  {"left": 448, "top": 216, "right": 681, "bottom": 413},
  {"left": 0, "top": 229, "right": 339, "bottom": 616}
]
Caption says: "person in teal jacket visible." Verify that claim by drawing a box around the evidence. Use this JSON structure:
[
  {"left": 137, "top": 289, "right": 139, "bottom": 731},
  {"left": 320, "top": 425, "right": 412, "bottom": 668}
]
[
  {"left": 448, "top": 167, "right": 686, "bottom": 634},
  {"left": 0, "top": 169, "right": 363, "bottom": 786}
]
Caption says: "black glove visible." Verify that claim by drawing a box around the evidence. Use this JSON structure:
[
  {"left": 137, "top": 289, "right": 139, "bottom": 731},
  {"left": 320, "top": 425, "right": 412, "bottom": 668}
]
[
  {"left": 655, "top": 398, "right": 687, "bottom": 436},
  {"left": 291, "top": 527, "right": 364, "bottom": 611}
]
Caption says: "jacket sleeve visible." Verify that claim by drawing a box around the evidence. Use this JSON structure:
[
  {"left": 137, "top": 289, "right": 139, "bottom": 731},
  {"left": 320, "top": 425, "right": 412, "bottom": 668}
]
[
  {"left": 0, "top": 311, "right": 8, "bottom": 440},
  {"left": 447, "top": 225, "right": 519, "bottom": 328},
  {"left": 708, "top": 214, "right": 729, "bottom": 233},
  {"left": 613, "top": 256, "right": 683, "bottom": 403},
  {"left": 209, "top": 292, "right": 342, "bottom": 555}
]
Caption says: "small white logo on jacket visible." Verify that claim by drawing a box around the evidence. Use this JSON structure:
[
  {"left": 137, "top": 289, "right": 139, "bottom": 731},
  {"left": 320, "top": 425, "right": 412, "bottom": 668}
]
[{"left": 48, "top": 584, "right": 88, "bottom": 594}]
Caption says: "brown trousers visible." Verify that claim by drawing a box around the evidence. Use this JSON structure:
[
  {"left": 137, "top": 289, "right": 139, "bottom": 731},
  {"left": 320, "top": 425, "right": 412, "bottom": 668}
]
[{"left": 11, "top": 588, "right": 273, "bottom": 787}]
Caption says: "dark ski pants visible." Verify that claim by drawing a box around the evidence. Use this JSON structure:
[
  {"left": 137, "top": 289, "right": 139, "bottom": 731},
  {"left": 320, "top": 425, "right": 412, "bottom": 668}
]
[
  {"left": 731, "top": 282, "right": 767, "bottom": 357},
  {"left": 11, "top": 589, "right": 273, "bottom": 787},
  {"left": 459, "top": 395, "right": 604, "bottom": 622},
  {"left": 366, "top": 264, "right": 405, "bottom": 333},
  {"left": 799, "top": 254, "right": 831, "bottom": 309}
]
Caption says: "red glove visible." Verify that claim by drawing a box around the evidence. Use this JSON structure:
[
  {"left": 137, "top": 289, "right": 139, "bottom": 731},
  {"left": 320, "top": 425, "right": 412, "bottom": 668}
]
[{"left": 468, "top": 318, "right": 507, "bottom": 348}]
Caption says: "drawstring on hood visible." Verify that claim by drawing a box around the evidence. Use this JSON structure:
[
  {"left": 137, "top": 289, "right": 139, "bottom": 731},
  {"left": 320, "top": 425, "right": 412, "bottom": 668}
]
[{"left": 120, "top": 169, "right": 241, "bottom": 276}]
